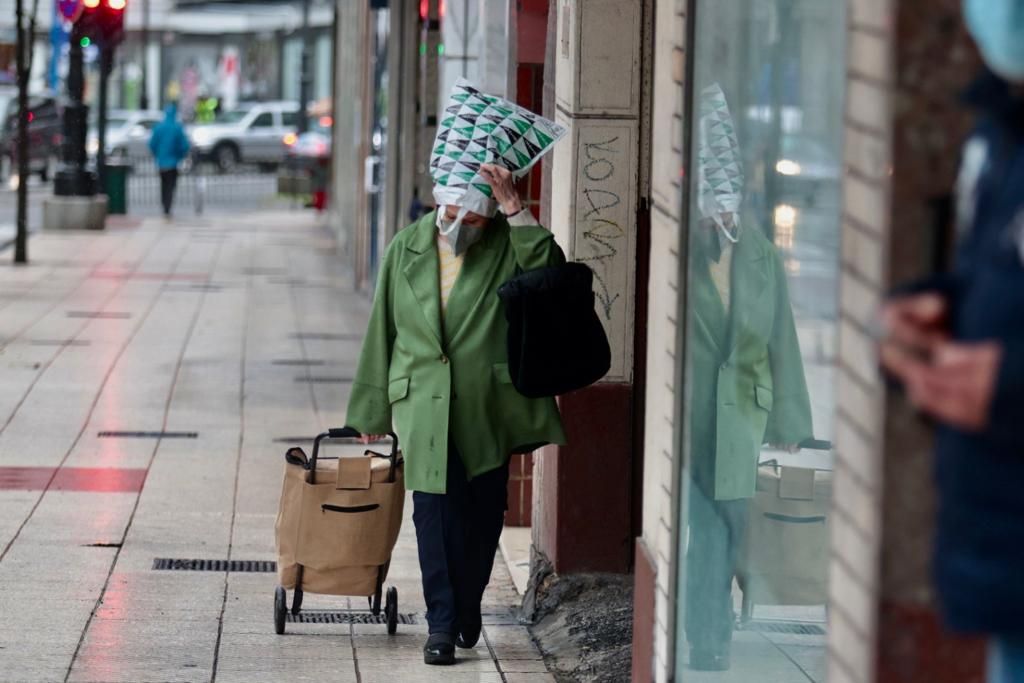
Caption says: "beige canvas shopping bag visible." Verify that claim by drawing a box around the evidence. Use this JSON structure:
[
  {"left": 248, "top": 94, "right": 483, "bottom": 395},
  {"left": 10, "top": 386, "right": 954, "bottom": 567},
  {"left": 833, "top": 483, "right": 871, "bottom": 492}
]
[
  {"left": 275, "top": 448, "right": 404, "bottom": 595},
  {"left": 738, "top": 464, "right": 832, "bottom": 606}
]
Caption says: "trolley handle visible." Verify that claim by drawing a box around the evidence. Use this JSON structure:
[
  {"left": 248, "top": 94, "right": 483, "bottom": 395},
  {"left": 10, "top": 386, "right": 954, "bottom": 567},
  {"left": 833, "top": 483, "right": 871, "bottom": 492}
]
[{"left": 308, "top": 427, "right": 400, "bottom": 484}]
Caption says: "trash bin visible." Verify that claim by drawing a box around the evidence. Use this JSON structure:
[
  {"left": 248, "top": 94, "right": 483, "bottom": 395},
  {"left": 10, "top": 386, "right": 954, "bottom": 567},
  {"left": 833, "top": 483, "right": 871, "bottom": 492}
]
[{"left": 104, "top": 162, "right": 131, "bottom": 215}]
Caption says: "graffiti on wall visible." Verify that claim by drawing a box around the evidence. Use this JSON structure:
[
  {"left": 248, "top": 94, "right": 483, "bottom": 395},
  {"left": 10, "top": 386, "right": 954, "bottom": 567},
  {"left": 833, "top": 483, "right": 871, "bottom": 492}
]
[
  {"left": 576, "top": 133, "right": 624, "bottom": 320},
  {"left": 572, "top": 124, "right": 635, "bottom": 380}
]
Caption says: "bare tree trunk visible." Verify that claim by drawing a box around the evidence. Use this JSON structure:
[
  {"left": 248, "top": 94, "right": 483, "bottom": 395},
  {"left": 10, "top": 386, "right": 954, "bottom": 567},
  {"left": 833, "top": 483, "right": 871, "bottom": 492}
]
[{"left": 14, "top": 0, "right": 39, "bottom": 264}]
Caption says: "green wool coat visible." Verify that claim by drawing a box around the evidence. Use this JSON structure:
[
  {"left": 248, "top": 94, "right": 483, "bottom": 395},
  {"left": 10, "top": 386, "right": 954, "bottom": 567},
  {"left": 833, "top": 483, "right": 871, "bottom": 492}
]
[
  {"left": 689, "top": 228, "right": 814, "bottom": 501},
  {"left": 345, "top": 211, "right": 568, "bottom": 494}
]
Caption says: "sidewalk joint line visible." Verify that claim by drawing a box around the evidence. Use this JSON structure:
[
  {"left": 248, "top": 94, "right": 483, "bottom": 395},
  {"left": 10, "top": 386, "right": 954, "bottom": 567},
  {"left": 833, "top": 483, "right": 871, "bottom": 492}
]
[
  {"left": 62, "top": 234, "right": 225, "bottom": 683},
  {"left": 210, "top": 232, "right": 252, "bottom": 683},
  {"left": 481, "top": 626, "right": 509, "bottom": 683}
]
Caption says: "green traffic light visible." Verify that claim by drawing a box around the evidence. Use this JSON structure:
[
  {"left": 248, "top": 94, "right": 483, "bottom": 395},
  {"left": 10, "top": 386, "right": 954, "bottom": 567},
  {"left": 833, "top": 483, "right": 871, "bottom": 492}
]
[{"left": 80, "top": 37, "right": 91, "bottom": 47}]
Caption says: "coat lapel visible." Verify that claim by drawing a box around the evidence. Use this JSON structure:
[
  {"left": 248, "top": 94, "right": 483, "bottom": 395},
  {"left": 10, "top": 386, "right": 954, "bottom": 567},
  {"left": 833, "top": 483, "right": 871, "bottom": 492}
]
[
  {"left": 443, "top": 217, "right": 508, "bottom": 347},
  {"left": 402, "top": 213, "right": 443, "bottom": 347},
  {"left": 724, "top": 234, "right": 770, "bottom": 357}
]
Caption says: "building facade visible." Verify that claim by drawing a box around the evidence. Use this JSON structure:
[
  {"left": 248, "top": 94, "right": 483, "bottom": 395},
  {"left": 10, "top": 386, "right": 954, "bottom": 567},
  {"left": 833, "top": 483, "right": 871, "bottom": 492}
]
[
  {"left": 331, "top": 1, "right": 990, "bottom": 681},
  {"left": 0, "top": 0, "right": 333, "bottom": 114}
]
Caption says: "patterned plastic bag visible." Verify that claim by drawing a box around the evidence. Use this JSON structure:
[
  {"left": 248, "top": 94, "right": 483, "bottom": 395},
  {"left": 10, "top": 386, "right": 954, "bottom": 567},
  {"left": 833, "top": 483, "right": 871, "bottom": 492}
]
[{"left": 430, "top": 78, "right": 567, "bottom": 217}]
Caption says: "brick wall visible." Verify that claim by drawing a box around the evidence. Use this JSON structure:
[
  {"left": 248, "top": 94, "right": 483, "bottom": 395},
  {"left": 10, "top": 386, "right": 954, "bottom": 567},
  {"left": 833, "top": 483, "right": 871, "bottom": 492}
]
[
  {"left": 830, "top": 2, "right": 988, "bottom": 682},
  {"left": 639, "top": 0, "right": 686, "bottom": 680},
  {"left": 826, "top": 2, "right": 893, "bottom": 681}
]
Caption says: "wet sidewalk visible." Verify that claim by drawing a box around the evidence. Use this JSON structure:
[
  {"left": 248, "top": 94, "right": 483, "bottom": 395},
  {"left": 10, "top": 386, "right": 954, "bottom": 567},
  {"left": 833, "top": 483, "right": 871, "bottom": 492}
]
[{"left": 0, "top": 213, "right": 553, "bottom": 682}]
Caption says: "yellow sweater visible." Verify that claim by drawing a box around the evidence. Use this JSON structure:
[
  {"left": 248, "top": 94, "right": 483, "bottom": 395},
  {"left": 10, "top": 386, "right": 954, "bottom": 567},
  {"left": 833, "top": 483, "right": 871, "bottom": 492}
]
[{"left": 437, "top": 234, "right": 465, "bottom": 315}]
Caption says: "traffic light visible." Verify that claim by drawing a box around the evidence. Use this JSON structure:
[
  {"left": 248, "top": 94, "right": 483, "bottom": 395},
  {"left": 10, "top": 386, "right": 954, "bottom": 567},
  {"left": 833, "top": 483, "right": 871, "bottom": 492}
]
[{"left": 73, "top": 0, "right": 125, "bottom": 49}]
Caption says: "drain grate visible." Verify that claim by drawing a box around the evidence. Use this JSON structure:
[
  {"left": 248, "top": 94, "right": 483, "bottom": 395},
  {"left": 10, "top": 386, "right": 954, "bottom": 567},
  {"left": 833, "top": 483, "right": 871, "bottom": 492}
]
[
  {"left": 67, "top": 311, "right": 132, "bottom": 319},
  {"left": 268, "top": 278, "right": 335, "bottom": 288},
  {"left": 287, "top": 611, "right": 419, "bottom": 625},
  {"left": 295, "top": 377, "right": 352, "bottom": 384},
  {"left": 272, "top": 359, "right": 326, "bottom": 366},
  {"left": 163, "top": 283, "right": 225, "bottom": 293},
  {"left": 29, "top": 339, "right": 91, "bottom": 347},
  {"left": 152, "top": 558, "right": 277, "bottom": 572},
  {"left": 99, "top": 431, "right": 198, "bottom": 439},
  {"left": 241, "top": 267, "right": 288, "bottom": 276},
  {"left": 740, "top": 620, "right": 826, "bottom": 636},
  {"left": 290, "top": 333, "right": 360, "bottom": 341}
]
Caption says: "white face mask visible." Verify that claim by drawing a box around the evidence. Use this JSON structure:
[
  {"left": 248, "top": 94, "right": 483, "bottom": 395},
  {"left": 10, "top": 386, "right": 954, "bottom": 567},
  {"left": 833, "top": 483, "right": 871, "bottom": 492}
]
[
  {"left": 436, "top": 206, "right": 485, "bottom": 256},
  {"left": 712, "top": 213, "right": 740, "bottom": 244}
]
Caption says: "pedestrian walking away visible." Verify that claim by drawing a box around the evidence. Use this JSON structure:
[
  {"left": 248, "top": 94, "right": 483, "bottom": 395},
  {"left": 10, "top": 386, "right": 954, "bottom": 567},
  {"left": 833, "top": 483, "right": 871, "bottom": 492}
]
[
  {"left": 148, "top": 103, "right": 191, "bottom": 219},
  {"left": 880, "top": 3, "right": 1024, "bottom": 682},
  {"left": 345, "top": 81, "right": 570, "bottom": 667}
]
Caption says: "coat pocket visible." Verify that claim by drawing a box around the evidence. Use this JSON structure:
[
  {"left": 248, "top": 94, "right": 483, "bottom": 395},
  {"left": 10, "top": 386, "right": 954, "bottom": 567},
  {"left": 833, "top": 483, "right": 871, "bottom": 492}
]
[
  {"left": 388, "top": 376, "right": 410, "bottom": 404},
  {"left": 755, "top": 385, "right": 774, "bottom": 412}
]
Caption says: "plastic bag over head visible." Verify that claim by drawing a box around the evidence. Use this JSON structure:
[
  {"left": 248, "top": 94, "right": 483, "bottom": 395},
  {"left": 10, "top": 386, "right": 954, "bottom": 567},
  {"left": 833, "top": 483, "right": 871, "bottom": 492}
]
[{"left": 430, "top": 78, "right": 567, "bottom": 218}]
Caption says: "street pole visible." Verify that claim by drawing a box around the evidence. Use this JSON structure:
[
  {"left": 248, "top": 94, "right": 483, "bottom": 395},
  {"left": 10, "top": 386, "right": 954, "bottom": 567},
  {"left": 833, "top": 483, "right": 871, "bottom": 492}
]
[
  {"left": 139, "top": 0, "right": 149, "bottom": 109},
  {"left": 297, "top": 0, "right": 311, "bottom": 133},
  {"left": 14, "top": 0, "right": 30, "bottom": 264},
  {"left": 97, "top": 45, "right": 112, "bottom": 193},
  {"left": 55, "top": 31, "right": 95, "bottom": 197}
]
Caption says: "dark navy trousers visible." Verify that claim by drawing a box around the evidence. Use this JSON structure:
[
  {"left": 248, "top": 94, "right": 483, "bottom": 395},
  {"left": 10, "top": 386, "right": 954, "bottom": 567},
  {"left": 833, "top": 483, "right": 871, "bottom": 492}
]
[{"left": 412, "top": 445, "right": 509, "bottom": 635}]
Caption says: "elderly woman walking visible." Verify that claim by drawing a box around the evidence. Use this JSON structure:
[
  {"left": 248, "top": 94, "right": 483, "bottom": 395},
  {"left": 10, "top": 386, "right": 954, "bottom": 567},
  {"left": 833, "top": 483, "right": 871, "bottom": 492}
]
[{"left": 345, "top": 143, "right": 567, "bottom": 664}]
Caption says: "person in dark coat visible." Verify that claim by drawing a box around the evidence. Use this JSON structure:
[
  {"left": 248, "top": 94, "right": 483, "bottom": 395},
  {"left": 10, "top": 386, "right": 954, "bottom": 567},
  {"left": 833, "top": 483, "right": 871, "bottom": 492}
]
[
  {"left": 148, "top": 104, "right": 190, "bottom": 219},
  {"left": 881, "top": 4, "right": 1024, "bottom": 680}
]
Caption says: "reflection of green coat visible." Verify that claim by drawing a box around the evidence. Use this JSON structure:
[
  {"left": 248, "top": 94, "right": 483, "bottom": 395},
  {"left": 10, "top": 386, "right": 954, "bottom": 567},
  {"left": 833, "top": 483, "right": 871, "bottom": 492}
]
[
  {"left": 690, "top": 228, "right": 813, "bottom": 501},
  {"left": 345, "top": 211, "right": 567, "bottom": 494}
]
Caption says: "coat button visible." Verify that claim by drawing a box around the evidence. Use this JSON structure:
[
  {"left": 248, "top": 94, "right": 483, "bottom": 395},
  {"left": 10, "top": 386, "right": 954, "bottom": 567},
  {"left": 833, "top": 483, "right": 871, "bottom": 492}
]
[{"left": 440, "top": 355, "right": 449, "bottom": 364}]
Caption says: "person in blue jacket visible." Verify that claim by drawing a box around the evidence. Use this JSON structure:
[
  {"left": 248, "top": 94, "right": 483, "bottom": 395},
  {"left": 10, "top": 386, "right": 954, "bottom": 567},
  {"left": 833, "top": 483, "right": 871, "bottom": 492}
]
[
  {"left": 148, "top": 104, "right": 190, "bottom": 219},
  {"left": 881, "top": 3, "right": 1024, "bottom": 682}
]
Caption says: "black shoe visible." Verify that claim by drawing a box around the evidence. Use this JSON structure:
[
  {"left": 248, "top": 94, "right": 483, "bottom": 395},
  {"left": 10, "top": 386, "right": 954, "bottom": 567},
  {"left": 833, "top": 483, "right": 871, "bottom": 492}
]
[
  {"left": 689, "top": 644, "right": 731, "bottom": 671},
  {"left": 456, "top": 618, "right": 482, "bottom": 649},
  {"left": 423, "top": 633, "right": 456, "bottom": 665}
]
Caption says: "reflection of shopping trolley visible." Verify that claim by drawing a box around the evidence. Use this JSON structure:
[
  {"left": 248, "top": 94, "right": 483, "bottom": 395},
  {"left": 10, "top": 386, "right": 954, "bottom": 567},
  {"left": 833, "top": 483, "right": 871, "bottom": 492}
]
[
  {"left": 273, "top": 427, "right": 405, "bottom": 635},
  {"left": 737, "top": 438, "right": 833, "bottom": 624}
]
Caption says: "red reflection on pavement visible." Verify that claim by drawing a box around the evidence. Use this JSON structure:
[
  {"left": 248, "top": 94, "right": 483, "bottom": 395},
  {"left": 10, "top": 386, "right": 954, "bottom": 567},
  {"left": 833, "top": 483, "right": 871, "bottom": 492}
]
[
  {"left": 0, "top": 467, "right": 54, "bottom": 490},
  {"left": 0, "top": 467, "right": 147, "bottom": 492}
]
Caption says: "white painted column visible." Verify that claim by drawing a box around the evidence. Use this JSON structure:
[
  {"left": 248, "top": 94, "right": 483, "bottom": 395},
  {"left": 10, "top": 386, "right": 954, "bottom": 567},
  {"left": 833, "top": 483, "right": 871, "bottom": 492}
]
[
  {"left": 550, "top": 0, "right": 644, "bottom": 382},
  {"left": 477, "top": 0, "right": 514, "bottom": 99}
]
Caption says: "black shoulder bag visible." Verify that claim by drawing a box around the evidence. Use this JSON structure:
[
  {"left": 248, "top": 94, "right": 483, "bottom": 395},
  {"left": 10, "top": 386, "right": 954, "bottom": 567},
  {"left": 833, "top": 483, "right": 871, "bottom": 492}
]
[{"left": 496, "top": 262, "right": 612, "bottom": 398}]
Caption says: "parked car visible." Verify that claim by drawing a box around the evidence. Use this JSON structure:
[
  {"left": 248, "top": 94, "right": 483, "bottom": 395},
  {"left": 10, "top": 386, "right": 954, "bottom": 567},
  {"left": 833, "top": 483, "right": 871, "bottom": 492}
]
[
  {"left": 189, "top": 101, "right": 300, "bottom": 172},
  {"left": 87, "top": 109, "right": 164, "bottom": 162},
  {"left": 283, "top": 114, "right": 332, "bottom": 168},
  {"left": 0, "top": 94, "right": 62, "bottom": 182},
  {"left": 281, "top": 114, "right": 333, "bottom": 209}
]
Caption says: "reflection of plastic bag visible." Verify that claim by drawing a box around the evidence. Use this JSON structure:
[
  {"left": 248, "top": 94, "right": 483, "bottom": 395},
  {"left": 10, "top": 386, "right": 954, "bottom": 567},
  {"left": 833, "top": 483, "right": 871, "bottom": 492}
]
[
  {"left": 430, "top": 78, "right": 567, "bottom": 217},
  {"left": 697, "top": 82, "right": 744, "bottom": 230}
]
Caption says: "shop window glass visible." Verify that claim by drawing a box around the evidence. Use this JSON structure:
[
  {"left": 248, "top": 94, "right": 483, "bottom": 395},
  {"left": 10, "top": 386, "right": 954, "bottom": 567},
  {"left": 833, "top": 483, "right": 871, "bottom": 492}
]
[{"left": 675, "top": 1, "right": 846, "bottom": 679}]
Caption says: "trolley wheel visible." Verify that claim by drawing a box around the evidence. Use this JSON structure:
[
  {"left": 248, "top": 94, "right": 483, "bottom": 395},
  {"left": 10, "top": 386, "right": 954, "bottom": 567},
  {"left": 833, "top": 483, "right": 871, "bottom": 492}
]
[
  {"left": 274, "top": 586, "right": 287, "bottom": 634},
  {"left": 371, "top": 586, "right": 382, "bottom": 616},
  {"left": 385, "top": 587, "right": 398, "bottom": 635},
  {"left": 291, "top": 588, "right": 304, "bottom": 616}
]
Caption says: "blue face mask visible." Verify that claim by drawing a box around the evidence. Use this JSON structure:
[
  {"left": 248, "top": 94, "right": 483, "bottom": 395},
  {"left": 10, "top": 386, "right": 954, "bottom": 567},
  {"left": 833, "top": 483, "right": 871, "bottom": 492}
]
[{"left": 964, "top": 0, "right": 1024, "bottom": 81}]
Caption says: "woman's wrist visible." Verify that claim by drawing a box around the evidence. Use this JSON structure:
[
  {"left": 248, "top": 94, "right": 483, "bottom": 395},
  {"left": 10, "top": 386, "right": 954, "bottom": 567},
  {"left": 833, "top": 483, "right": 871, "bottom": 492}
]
[{"left": 500, "top": 198, "right": 524, "bottom": 216}]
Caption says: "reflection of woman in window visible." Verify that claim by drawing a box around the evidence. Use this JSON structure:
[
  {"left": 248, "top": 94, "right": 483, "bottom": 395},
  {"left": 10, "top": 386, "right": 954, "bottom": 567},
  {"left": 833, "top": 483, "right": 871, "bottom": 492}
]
[{"left": 685, "top": 83, "right": 813, "bottom": 671}]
